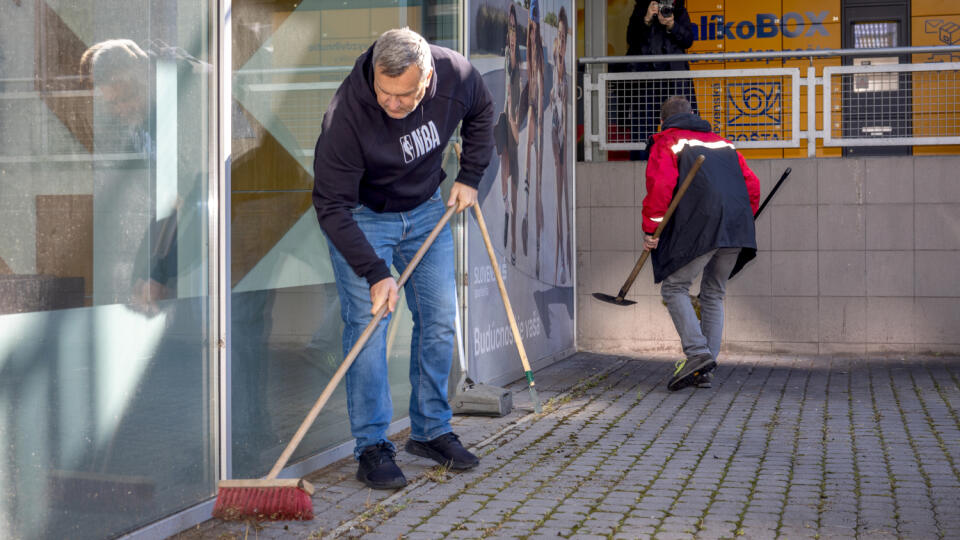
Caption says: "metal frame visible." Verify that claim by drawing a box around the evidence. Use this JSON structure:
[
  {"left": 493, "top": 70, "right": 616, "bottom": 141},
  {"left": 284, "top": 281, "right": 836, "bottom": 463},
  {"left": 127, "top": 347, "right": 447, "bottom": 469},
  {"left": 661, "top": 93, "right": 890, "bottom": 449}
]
[
  {"left": 580, "top": 46, "right": 960, "bottom": 160},
  {"left": 822, "top": 61, "right": 960, "bottom": 147},
  {"left": 596, "top": 68, "right": 802, "bottom": 151},
  {"left": 580, "top": 45, "right": 960, "bottom": 65}
]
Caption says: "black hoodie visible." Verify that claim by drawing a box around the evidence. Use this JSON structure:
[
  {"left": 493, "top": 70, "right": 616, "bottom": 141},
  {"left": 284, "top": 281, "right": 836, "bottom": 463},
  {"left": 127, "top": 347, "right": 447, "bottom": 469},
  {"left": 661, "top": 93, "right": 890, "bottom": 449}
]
[{"left": 313, "top": 43, "right": 494, "bottom": 286}]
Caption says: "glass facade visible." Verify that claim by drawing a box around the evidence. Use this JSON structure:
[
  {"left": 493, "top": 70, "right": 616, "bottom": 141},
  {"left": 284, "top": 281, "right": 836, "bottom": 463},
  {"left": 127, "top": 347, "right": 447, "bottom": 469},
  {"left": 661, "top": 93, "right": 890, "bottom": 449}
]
[
  {"left": 0, "top": 0, "right": 577, "bottom": 537},
  {"left": 0, "top": 1, "right": 215, "bottom": 539}
]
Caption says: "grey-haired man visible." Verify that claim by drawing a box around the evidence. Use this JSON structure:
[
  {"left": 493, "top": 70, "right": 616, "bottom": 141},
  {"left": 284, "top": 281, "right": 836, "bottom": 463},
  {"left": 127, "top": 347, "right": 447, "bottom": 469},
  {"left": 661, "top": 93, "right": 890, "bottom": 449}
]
[{"left": 313, "top": 28, "right": 494, "bottom": 489}]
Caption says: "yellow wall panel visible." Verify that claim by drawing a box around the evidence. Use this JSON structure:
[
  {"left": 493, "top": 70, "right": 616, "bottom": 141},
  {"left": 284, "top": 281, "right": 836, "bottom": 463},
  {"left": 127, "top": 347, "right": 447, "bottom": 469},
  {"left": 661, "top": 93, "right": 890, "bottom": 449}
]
[
  {"left": 912, "top": 16, "right": 960, "bottom": 63},
  {"left": 740, "top": 148, "right": 784, "bottom": 158},
  {"left": 914, "top": 145, "right": 960, "bottom": 155},
  {"left": 782, "top": 22, "right": 841, "bottom": 53},
  {"left": 689, "top": 11, "right": 726, "bottom": 53},
  {"left": 688, "top": 0, "right": 724, "bottom": 12},
  {"left": 782, "top": 0, "right": 841, "bottom": 22},
  {"left": 912, "top": 0, "right": 960, "bottom": 18},
  {"left": 724, "top": 0, "right": 780, "bottom": 23}
]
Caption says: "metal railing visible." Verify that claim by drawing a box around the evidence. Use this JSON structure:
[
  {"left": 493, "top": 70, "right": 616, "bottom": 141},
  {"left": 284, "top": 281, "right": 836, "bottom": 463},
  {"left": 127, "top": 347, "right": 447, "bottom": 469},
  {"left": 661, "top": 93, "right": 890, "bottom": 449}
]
[{"left": 580, "top": 45, "right": 960, "bottom": 160}]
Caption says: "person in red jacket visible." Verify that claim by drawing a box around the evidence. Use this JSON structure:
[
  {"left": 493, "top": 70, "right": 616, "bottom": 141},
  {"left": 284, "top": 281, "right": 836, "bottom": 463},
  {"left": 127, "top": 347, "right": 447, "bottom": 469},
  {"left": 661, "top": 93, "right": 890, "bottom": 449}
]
[{"left": 641, "top": 96, "right": 760, "bottom": 391}]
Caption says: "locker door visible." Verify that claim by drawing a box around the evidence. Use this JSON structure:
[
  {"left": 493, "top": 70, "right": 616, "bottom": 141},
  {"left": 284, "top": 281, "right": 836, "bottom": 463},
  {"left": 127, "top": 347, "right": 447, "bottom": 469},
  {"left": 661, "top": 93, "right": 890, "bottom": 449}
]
[{"left": 841, "top": 1, "right": 912, "bottom": 156}]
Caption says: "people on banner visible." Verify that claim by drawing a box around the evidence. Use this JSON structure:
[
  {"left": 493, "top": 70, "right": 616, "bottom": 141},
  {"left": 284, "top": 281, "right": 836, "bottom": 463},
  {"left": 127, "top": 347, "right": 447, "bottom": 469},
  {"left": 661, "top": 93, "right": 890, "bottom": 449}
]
[
  {"left": 495, "top": 4, "right": 523, "bottom": 266},
  {"left": 521, "top": 0, "right": 545, "bottom": 278},
  {"left": 550, "top": 7, "right": 571, "bottom": 285}
]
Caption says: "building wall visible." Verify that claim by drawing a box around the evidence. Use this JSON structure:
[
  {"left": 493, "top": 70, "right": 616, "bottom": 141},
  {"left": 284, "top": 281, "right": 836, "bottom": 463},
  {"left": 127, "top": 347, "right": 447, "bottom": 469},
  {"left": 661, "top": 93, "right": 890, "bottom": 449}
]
[{"left": 576, "top": 156, "right": 960, "bottom": 355}]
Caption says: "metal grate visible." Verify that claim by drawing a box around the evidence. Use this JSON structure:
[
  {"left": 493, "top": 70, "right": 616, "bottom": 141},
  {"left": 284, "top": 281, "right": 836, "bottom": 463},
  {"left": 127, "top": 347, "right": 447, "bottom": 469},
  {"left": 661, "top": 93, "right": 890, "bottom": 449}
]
[
  {"left": 598, "top": 68, "right": 801, "bottom": 151},
  {"left": 823, "top": 63, "right": 960, "bottom": 146}
]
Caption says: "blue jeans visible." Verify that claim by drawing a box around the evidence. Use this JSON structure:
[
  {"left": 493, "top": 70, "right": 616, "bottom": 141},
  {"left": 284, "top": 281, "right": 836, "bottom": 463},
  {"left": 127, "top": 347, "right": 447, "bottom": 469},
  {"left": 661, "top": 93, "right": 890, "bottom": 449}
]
[
  {"left": 326, "top": 189, "right": 456, "bottom": 458},
  {"left": 660, "top": 248, "right": 740, "bottom": 362}
]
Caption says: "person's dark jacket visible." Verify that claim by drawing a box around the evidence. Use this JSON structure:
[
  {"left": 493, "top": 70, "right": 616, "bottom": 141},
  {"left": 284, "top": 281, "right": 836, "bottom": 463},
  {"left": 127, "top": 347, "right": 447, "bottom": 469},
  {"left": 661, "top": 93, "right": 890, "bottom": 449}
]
[
  {"left": 625, "top": 0, "right": 695, "bottom": 71},
  {"left": 641, "top": 113, "right": 761, "bottom": 283},
  {"left": 313, "top": 43, "right": 494, "bottom": 286}
]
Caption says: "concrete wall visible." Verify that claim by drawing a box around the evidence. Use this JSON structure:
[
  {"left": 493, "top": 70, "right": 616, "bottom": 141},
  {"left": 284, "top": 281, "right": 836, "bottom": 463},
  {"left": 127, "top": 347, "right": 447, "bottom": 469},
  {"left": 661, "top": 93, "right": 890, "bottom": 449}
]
[{"left": 576, "top": 156, "right": 960, "bottom": 356}]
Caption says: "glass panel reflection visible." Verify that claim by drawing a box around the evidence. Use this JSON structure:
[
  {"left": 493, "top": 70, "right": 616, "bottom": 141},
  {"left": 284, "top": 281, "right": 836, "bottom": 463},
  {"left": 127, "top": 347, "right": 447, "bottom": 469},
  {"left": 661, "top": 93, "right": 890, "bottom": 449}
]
[{"left": 0, "top": 1, "right": 213, "bottom": 538}]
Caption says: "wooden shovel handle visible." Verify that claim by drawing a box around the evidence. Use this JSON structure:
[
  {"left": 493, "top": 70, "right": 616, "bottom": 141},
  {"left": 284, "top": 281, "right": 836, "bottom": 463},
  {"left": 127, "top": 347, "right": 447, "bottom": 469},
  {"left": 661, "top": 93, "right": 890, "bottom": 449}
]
[{"left": 614, "top": 154, "right": 705, "bottom": 301}]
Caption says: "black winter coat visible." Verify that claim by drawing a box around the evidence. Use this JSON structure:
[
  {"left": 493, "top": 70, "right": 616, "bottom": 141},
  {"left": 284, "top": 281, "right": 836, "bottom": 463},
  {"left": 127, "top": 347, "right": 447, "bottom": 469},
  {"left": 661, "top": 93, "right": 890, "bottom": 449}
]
[{"left": 625, "top": 0, "right": 695, "bottom": 72}]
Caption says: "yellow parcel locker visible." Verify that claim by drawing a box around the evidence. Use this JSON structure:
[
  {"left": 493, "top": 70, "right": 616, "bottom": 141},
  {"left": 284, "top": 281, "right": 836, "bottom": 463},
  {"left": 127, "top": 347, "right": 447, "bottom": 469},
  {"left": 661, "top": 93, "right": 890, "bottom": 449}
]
[
  {"left": 911, "top": 14, "right": 960, "bottom": 155},
  {"left": 912, "top": 0, "right": 960, "bottom": 18}
]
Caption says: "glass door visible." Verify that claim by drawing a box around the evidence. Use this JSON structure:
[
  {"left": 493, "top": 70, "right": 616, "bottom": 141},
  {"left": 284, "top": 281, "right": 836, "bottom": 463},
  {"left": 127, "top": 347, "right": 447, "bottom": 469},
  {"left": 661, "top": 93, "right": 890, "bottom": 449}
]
[{"left": 0, "top": 1, "right": 217, "bottom": 538}]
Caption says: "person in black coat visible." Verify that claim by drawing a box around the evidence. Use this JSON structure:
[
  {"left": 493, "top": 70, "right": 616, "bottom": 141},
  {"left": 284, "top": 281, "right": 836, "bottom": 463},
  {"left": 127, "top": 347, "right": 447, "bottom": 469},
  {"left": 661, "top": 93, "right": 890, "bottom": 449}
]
[{"left": 623, "top": 0, "right": 699, "bottom": 160}]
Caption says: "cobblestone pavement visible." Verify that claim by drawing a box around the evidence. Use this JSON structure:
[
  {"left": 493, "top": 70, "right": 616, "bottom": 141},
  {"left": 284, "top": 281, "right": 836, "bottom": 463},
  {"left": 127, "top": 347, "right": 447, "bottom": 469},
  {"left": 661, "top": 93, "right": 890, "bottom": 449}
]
[{"left": 175, "top": 352, "right": 960, "bottom": 539}]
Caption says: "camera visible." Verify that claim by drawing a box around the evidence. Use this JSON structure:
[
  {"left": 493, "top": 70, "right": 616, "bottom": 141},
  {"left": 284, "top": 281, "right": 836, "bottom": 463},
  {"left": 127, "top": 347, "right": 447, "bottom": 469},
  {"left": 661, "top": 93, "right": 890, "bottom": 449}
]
[{"left": 658, "top": 0, "right": 674, "bottom": 17}]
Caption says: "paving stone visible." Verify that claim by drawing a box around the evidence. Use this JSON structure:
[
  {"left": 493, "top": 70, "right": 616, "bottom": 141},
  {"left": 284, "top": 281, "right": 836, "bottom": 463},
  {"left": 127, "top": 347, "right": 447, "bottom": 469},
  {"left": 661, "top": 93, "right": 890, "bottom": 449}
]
[{"left": 186, "top": 353, "right": 960, "bottom": 540}]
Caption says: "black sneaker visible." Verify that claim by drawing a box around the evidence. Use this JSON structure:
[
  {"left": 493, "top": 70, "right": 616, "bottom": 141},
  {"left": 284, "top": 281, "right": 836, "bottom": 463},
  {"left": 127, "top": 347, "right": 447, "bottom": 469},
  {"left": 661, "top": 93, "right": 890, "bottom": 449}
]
[
  {"left": 405, "top": 432, "right": 479, "bottom": 470},
  {"left": 695, "top": 371, "right": 714, "bottom": 388},
  {"left": 356, "top": 442, "right": 407, "bottom": 490},
  {"left": 667, "top": 353, "right": 716, "bottom": 392}
]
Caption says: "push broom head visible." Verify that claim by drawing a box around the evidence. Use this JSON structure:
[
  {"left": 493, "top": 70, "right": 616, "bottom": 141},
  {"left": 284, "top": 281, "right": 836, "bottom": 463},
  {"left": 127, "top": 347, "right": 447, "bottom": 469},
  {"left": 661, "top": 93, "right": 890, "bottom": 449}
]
[{"left": 212, "top": 478, "right": 315, "bottom": 521}]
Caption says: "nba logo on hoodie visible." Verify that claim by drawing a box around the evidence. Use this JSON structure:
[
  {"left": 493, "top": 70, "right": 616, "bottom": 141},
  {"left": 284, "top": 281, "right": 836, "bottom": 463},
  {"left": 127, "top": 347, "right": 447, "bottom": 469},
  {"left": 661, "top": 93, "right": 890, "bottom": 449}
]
[{"left": 400, "top": 120, "right": 441, "bottom": 164}]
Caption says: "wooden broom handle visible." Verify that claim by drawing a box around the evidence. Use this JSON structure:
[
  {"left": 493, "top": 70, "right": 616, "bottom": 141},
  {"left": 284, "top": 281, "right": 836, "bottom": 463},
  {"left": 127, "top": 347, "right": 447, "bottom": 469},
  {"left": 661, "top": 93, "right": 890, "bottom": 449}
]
[
  {"left": 471, "top": 203, "right": 534, "bottom": 374},
  {"left": 266, "top": 204, "right": 457, "bottom": 479},
  {"left": 614, "top": 154, "right": 705, "bottom": 301}
]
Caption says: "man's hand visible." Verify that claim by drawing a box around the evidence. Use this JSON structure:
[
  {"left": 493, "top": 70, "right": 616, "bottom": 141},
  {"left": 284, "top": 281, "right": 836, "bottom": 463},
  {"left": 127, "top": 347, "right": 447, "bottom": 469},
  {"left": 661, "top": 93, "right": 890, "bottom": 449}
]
[
  {"left": 132, "top": 278, "right": 169, "bottom": 315},
  {"left": 370, "top": 277, "right": 399, "bottom": 315},
  {"left": 448, "top": 183, "right": 478, "bottom": 213},
  {"left": 658, "top": 10, "right": 675, "bottom": 30},
  {"left": 643, "top": 234, "right": 659, "bottom": 251},
  {"left": 644, "top": 0, "right": 658, "bottom": 24}
]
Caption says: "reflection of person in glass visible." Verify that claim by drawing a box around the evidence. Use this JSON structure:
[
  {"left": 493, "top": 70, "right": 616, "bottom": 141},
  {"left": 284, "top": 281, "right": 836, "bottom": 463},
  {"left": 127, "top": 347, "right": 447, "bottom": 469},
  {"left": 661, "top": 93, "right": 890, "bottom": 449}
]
[
  {"left": 313, "top": 28, "right": 494, "bottom": 490},
  {"left": 495, "top": 4, "right": 522, "bottom": 264},
  {"left": 625, "top": 0, "right": 698, "bottom": 160},
  {"left": 550, "top": 7, "right": 571, "bottom": 285},
  {"left": 80, "top": 40, "right": 161, "bottom": 310},
  {"left": 521, "top": 0, "right": 545, "bottom": 276},
  {"left": 80, "top": 40, "right": 152, "bottom": 155}
]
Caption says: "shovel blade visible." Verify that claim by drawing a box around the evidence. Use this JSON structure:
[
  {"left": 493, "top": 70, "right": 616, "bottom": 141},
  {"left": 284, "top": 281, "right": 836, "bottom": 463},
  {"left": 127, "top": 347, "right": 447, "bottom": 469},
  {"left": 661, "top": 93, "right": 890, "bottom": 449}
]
[{"left": 592, "top": 292, "right": 636, "bottom": 307}]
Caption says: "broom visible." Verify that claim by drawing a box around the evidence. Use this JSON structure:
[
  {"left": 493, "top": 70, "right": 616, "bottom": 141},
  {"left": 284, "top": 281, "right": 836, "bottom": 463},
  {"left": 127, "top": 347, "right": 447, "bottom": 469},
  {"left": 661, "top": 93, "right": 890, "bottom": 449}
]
[
  {"left": 212, "top": 204, "right": 457, "bottom": 521},
  {"left": 471, "top": 202, "right": 542, "bottom": 413}
]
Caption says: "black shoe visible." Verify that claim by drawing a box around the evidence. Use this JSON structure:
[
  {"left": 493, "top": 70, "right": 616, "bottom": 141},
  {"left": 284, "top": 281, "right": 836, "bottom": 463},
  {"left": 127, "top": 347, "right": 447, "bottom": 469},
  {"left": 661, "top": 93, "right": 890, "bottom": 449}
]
[
  {"left": 405, "top": 432, "right": 479, "bottom": 470},
  {"left": 668, "top": 353, "right": 716, "bottom": 392},
  {"left": 356, "top": 442, "right": 407, "bottom": 489},
  {"left": 695, "top": 371, "right": 714, "bottom": 388},
  {"left": 503, "top": 212, "right": 509, "bottom": 248},
  {"left": 521, "top": 215, "right": 529, "bottom": 255},
  {"left": 535, "top": 239, "right": 541, "bottom": 278}
]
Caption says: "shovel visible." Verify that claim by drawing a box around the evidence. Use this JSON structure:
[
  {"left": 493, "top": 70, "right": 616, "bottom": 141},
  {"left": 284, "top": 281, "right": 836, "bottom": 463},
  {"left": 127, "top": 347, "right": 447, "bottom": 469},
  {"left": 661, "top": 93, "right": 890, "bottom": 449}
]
[
  {"left": 593, "top": 154, "right": 705, "bottom": 307},
  {"left": 728, "top": 166, "right": 792, "bottom": 279}
]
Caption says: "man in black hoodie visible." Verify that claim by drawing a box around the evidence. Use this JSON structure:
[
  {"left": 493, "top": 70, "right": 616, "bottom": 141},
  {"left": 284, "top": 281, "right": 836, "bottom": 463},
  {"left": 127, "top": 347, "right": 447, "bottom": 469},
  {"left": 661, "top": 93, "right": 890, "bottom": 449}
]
[{"left": 313, "top": 28, "right": 494, "bottom": 489}]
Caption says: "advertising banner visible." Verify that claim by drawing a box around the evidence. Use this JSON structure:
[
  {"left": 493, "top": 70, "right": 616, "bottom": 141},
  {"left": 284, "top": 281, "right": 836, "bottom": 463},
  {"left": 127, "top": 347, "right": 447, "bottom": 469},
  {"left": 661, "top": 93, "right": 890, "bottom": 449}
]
[{"left": 467, "top": 0, "right": 575, "bottom": 383}]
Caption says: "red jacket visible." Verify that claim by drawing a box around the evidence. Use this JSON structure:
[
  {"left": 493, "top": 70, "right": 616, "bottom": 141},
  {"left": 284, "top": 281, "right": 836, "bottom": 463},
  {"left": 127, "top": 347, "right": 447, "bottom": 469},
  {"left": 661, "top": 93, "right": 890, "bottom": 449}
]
[{"left": 641, "top": 113, "right": 761, "bottom": 282}]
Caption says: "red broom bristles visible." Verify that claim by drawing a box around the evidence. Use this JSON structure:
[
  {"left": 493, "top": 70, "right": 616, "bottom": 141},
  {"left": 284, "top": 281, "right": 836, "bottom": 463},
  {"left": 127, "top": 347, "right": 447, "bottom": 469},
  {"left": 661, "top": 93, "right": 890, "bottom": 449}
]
[{"left": 212, "top": 485, "right": 314, "bottom": 521}]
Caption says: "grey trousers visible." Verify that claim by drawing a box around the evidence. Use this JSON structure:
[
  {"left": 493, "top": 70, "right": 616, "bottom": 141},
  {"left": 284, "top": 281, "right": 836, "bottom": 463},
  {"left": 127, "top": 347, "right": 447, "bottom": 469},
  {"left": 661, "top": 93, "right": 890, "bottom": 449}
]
[{"left": 660, "top": 247, "right": 741, "bottom": 361}]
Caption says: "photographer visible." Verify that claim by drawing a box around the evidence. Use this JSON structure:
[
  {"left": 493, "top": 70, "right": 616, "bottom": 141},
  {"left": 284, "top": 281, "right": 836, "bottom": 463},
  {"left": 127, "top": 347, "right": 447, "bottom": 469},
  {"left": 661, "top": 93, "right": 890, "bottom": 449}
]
[{"left": 623, "top": 0, "right": 698, "bottom": 159}]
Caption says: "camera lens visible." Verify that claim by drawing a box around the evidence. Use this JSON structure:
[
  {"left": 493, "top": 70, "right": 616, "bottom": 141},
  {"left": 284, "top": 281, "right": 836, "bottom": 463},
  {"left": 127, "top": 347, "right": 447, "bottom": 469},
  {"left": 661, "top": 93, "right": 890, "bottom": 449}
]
[{"left": 659, "top": 4, "right": 673, "bottom": 17}]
